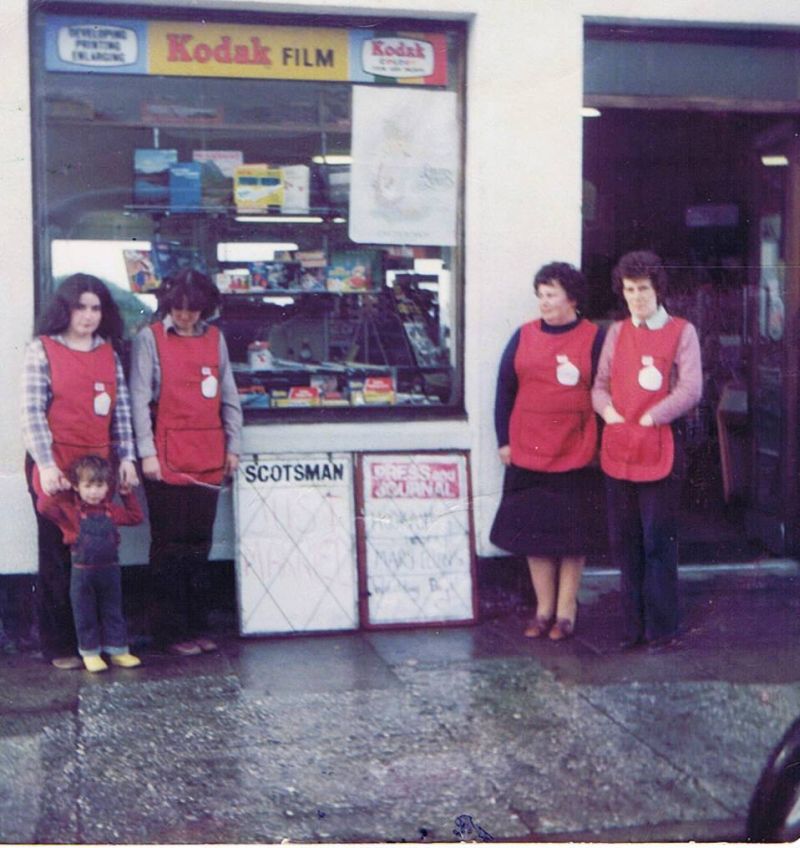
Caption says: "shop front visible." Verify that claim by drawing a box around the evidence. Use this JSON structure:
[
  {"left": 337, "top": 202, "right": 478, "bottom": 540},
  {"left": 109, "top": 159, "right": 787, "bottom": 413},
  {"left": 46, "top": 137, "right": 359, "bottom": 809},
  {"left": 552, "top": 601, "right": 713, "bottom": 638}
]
[{"left": 6, "top": 1, "right": 800, "bottom": 637}]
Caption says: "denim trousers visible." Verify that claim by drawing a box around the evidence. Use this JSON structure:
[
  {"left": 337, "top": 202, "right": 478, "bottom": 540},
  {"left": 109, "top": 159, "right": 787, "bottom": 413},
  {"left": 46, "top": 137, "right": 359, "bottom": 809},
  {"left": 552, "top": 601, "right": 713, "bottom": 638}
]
[
  {"left": 605, "top": 472, "right": 681, "bottom": 642},
  {"left": 69, "top": 564, "right": 129, "bottom": 655}
]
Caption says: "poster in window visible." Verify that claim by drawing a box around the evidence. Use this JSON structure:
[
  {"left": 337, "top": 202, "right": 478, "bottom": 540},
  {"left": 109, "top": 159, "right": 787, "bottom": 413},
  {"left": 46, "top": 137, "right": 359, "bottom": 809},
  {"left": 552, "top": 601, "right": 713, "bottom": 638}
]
[
  {"left": 349, "top": 87, "right": 459, "bottom": 246},
  {"left": 358, "top": 452, "right": 476, "bottom": 627},
  {"left": 235, "top": 453, "right": 358, "bottom": 635}
]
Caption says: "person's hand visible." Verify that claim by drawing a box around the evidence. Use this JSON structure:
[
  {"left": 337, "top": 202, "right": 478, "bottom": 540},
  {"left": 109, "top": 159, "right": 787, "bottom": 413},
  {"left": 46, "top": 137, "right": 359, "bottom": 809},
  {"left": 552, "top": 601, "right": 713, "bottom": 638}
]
[
  {"left": 638, "top": 412, "right": 655, "bottom": 427},
  {"left": 39, "top": 464, "right": 69, "bottom": 496},
  {"left": 498, "top": 445, "right": 512, "bottom": 466},
  {"left": 603, "top": 404, "right": 625, "bottom": 425},
  {"left": 224, "top": 453, "right": 239, "bottom": 478},
  {"left": 119, "top": 459, "right": 139, "bottom": 490},
  {"left": 141, "top": 455, "right": 162, "bottom": 481}
]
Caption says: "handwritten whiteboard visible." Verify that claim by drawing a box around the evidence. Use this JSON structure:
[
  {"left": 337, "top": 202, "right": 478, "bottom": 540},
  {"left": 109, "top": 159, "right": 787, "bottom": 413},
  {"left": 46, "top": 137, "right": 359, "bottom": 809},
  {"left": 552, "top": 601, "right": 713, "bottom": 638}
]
[
  {"left": 235, "top": 453, "right": 358, "bottom": 635},
  {"left": 358, "top": 452, "right": 476, "bottom": 627}
]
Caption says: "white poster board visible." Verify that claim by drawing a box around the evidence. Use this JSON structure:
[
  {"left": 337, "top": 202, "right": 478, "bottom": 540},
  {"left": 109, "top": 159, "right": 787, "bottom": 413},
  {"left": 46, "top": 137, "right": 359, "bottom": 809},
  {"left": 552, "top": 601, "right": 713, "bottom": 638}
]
[
  {"left": 349, "top": 86, "right": 459, "bottom": 246},
  {"left": 359, "top": 452, "right": 475, "bottom": 626},
  {"left": 235, "top": 453, "right": 358, "bottom": 635}
]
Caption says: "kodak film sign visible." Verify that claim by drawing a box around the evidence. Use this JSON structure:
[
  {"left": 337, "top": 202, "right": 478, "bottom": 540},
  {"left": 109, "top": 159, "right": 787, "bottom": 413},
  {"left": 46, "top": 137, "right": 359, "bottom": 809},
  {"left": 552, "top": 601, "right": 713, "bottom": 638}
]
[{"left": 44, "top": 16, "right": 449, "bottom": 85}]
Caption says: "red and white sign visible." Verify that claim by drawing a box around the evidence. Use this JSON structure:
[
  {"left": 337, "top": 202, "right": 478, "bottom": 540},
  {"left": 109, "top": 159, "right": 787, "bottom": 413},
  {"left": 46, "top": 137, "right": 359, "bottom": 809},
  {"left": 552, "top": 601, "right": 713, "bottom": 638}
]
[
  {"left": 370, "top": 460, "right": 460, "bottom": 499},
  {"left": 360, "top": 37, "right": 435, "bottom": 79}
]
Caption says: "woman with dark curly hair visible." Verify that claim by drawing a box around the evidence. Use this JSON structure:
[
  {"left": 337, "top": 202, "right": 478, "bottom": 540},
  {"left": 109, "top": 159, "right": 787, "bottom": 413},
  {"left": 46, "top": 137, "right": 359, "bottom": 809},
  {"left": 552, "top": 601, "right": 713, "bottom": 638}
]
[
  {"left": 592, "top": 250, "right": 702, "bottom": 651},
  {"left": 491, "top": 262, "right": 604, "bottom": 640},
  {"left": 21, "top": 273, "right": 139, "bottom": 668},
  {"left": 130, "top": 268, "right": 242, "bottom": 656}
]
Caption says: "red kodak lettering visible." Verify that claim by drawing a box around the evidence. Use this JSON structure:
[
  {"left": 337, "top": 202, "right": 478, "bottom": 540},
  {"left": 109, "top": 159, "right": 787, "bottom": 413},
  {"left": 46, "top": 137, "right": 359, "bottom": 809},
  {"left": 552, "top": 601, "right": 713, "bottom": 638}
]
[
  {"left": 166, "top": 33, "right": 192, "bottom": 62},
  {"left": 165, "top": 32, "right": 271, "bottom": 66}
]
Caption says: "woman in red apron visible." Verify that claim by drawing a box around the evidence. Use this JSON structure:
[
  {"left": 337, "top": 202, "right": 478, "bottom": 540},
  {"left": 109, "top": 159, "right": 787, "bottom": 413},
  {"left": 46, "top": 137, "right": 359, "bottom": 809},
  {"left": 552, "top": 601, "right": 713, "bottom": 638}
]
[
  {"left": 130, "top": 269, "right": 242, "bottom": 656},
  {"left": 592, "top": 251, "right": 702, "bottom": 651},
  {"left": 22, "top": 274, "right": 138, "bottom": 668},
  {"left": 491, "top": 263, "right": 604, "bottom": 640}
]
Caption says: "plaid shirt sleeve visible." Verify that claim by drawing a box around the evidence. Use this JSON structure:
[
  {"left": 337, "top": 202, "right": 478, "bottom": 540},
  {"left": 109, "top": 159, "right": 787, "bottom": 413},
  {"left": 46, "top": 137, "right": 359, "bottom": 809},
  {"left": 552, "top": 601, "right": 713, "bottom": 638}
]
[
  {"left": 21, "top": 339, "right": 55, "bottom": 468},
  {"left": 110, "top": 351, "right": 136, "bottom": 463}
]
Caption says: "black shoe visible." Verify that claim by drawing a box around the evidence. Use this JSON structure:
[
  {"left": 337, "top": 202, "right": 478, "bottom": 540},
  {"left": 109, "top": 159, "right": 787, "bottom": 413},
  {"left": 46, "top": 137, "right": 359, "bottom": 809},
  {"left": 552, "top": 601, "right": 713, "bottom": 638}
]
[
  {"left": 619, "top": 635, "right": 645, "bottom": 651},
  {"left": 646, "top": 633, "right": 679, "bottom": 653}
]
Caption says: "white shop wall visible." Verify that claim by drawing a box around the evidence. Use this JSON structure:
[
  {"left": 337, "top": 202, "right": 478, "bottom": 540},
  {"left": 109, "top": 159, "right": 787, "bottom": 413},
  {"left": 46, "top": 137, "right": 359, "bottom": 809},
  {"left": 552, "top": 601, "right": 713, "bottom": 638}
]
[{"left": 7, "top": 0, "right": 800, "bottom": 573}]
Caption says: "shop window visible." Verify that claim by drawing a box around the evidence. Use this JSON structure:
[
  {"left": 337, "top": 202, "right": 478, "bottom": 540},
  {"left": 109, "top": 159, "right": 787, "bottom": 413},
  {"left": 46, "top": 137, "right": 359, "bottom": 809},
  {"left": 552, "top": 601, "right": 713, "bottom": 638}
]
[{"left": 31, "top": 4, "right": 466, "bottom": 419}]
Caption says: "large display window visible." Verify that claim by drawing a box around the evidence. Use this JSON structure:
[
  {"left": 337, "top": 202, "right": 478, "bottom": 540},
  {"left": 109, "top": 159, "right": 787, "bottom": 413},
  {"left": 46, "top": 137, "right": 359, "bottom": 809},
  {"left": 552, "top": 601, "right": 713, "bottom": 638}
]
[{"left": 30, "top": 3, "right": 466, "bottom": 419}]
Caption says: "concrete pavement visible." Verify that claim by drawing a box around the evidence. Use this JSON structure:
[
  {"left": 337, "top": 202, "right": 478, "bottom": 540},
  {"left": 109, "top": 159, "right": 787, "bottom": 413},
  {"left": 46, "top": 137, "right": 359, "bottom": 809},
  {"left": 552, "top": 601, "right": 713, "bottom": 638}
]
[{"left": 2, "top": 562, "right": 800, "bottom": 843}]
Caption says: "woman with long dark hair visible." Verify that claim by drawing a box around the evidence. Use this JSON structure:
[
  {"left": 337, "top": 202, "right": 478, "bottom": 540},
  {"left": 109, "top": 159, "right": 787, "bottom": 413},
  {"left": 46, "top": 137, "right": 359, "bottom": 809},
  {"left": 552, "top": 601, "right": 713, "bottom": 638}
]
[
  {"left": 130, "top": 268, "right": 242, "bottom": 656},
  {"left": 21, "top": 273, "right": 138, "bottom": 668}
]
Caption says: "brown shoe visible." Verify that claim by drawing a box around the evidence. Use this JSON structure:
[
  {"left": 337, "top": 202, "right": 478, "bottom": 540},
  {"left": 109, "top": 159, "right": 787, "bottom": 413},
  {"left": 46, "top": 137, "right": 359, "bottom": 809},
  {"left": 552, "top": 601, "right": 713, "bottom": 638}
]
[
  {"left": 523, "top": 616, "right": 552, "bottom": 638},
  {"left": 168, "top": 641, "right": 202, "bottom": 656},
  {"left": 194, "top": 637, "right": 218, "bottom": 653},
  {"left": 549, "top": 618, "right": 575, "bottom": 641},
  {"left": 51, "top": 656, "right": 83, "bottom": 670}
]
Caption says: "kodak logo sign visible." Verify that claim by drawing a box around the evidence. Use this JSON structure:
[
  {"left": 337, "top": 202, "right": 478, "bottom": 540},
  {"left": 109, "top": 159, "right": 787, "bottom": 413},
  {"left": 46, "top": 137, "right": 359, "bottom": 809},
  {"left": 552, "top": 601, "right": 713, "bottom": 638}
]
[{"left": 166, "top": 33, "right": 273, "bottom": 65}]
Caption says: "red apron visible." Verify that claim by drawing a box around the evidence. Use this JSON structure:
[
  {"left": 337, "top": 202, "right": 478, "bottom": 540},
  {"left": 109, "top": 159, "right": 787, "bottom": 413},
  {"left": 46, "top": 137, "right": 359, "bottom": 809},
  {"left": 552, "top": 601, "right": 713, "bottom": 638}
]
[
  {"left": 600, "top": 317, "right": 686, "bottom": 482},
  {"left": 509, "top": 319, "right": 598, "bottom": 472},
  {"left": 33, "top": 337, "right": 117, "bottom": 495},
  {"left": 152, "top": 322, "right": 225, "bottom": 486}
]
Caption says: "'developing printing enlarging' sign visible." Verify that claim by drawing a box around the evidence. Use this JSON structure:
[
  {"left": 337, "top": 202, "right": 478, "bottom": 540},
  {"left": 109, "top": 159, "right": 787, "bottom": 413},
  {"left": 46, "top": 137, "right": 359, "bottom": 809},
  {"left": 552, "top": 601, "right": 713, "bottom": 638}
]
[
  {"left": 359, "top": 452, "right": 476, "bottom": 627},
  {"left": 236, "top": 453, "right": 358, "bottom": 635}
]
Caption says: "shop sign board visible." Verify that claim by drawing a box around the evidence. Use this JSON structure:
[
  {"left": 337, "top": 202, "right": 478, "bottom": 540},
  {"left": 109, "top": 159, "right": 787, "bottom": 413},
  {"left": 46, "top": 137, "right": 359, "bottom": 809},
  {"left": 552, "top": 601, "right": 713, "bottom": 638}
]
[
  {"left": 235, "top": 453, "right": 358, "bottom": 635},
  {"left": 44, "top": 16, "right": 448, "bottom": 85},
  {"left": 357, "top": 452, "right": 476, "bottom": 627}
]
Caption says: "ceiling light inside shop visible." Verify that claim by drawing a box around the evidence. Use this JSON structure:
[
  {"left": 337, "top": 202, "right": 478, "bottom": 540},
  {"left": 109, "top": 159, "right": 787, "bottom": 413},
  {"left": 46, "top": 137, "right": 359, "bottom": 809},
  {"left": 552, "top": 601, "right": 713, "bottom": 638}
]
[
  {"left": 761, "top": 154, "right": 789, "bottom": 167},
  {"left": 581, "top": 107, "right": 602, "bottom": 118},
  {"left": 312, "top": 155, "right": 353, "bottom": 165},
  {"left": 217, "top": 242, "right": 299, "bottom": 262}
]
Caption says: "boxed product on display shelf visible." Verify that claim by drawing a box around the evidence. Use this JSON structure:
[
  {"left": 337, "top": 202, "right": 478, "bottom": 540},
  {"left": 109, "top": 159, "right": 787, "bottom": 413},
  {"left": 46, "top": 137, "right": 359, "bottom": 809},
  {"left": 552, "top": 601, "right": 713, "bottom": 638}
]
[
  {"left": 248, "top": 261, "right": 301, "bottom": 291},
  {"left": 215, "top": 269, "right": 251, "bottom": 293},
  {"left": 363, "top": 375, "right": 396, "bottom": 405},
  {"left": 281, "top": 164, "right": 311, "bottom": 214},
  {"left": 326, "top": 250, "right": 376, "bottom": 292},
  {"left": 152, "top": 241, "right": 205, "bottom": 282},
  {"left": 234, "top": 164, "right": 284, "bottom": 211},
  {"left": 272, "top": 386, "right": 321, "bottom": 408},
  {"left": 192, "top": 150, "right": 243, "bottom": 206},
  {"left": 169, "top": 162, "right": 203, "bottom": 211},
  {"left": 123, "top": 249, "right": 159, "bottom": 293},
  {"left": 133, "top": 148, "right": 178, "bottom": 205}
]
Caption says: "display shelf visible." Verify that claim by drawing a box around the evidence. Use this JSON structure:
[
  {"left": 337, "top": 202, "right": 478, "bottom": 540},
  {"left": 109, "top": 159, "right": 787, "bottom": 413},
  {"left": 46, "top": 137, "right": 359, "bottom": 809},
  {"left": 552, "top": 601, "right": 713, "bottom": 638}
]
[
  {"left": 124, "top": 204, "right": 347, "bottom": 219},
  {"left": 48, "top": 116, "right": 351, "bottom": 134}
]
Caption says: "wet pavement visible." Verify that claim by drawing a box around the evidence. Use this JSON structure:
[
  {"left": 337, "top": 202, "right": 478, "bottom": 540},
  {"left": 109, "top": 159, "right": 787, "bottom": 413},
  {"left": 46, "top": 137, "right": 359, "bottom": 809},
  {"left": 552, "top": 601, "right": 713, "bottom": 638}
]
[{"left": 2, "top": 562, "right": 800, "bottom": 844}]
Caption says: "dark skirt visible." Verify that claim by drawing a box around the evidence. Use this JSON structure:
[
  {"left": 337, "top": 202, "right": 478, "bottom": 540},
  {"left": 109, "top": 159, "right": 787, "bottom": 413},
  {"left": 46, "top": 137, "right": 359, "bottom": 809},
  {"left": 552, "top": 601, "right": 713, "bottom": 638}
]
[{"left": 490, "top": 464, "right": 604, "bottom": 557}]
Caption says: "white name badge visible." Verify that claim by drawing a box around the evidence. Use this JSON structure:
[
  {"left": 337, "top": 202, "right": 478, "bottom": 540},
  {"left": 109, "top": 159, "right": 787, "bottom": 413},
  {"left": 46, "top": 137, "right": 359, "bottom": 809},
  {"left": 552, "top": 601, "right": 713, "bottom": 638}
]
[
  {"left": 556, "top": 354, "right": 580, "bottom": 386},
  {"left": 638, "top": 356, "right": 663, "bottom": 392},
  {"left": 93, "top": 390, "right": 111, "bottom": 416},
  {"left": 201, "top": 367, "right": 218, "bottom": 399}
]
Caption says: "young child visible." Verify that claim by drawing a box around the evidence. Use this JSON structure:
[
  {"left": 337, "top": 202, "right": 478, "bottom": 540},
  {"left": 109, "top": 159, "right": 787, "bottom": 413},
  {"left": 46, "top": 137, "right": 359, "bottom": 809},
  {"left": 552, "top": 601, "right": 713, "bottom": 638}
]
[{"left": 36, "top": 454, "right": 144, "bottom": 672}]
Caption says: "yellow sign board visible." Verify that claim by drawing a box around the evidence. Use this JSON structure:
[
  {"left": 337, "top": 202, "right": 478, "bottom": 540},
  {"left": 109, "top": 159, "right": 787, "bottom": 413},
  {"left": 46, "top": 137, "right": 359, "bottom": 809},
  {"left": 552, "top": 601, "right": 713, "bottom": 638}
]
[{"left": 148, "top": 22, "right": 349, "bottom": 80}]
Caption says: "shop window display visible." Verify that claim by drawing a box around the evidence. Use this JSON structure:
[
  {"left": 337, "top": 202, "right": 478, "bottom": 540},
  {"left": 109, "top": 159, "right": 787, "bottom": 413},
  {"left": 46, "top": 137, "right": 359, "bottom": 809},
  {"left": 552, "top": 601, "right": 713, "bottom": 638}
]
[{"left": 31, "top": 5, "right": 465, "bottom": 418}]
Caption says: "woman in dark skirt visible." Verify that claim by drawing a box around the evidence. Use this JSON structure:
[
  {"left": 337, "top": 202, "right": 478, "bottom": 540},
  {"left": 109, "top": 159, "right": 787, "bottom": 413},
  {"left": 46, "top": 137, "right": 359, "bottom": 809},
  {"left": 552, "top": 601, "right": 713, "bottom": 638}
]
[{"left": 490, "top": 262, "right": 604, "bottom": 640}]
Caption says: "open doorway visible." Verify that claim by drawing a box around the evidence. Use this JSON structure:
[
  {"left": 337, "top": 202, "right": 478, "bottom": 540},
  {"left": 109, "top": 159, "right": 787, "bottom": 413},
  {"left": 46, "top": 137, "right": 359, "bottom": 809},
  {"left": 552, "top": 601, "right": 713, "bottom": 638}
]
[{"left": 582, "top": 108, "right": 797, "bottom": 562}]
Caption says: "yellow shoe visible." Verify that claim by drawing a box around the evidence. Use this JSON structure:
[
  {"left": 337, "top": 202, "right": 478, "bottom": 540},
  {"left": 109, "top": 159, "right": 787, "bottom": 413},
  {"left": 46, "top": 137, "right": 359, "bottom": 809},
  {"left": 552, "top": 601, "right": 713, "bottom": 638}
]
[
  {"left": 83, "top": 655, "right": 108, "bottom": 673},
  {"left": 109, "top": 653, "right": 141, "bottom": 669}
]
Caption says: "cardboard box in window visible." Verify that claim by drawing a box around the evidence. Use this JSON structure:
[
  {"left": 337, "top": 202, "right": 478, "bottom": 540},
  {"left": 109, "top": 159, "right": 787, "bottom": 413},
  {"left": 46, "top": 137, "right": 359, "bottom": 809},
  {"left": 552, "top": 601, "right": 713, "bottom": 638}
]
[
  {"left": 133, "top": 149, "right": 178, "bottom": 206},
  {"left": 234, "top": 164, "right": 284, "bottom": 212},
  {"left": 169, "top": 162, "right": 202, "bottom": 211},
  {"left": 248, "top": 261, "right": 301, "bottom": 292},
  {"left": 281, "top": 165, "right": 311, "bottom": 214},
  {"left": 363, "top": 376, "right": 395, "bottom": 405},
  {"left": 326, "top": 250, "right": 375, "bottom": 292},
  {"left": 192, "top": 150, "right": 243, "bottom": 207}
]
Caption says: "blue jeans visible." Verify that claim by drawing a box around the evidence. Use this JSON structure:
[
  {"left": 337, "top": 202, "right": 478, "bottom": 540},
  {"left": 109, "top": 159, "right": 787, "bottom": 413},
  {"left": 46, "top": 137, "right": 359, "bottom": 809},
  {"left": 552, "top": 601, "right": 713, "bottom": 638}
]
[
  {"left": 69, "top": 564, "right": 129, "bottom": 656},
  {"left": 605, "top": 473, "right": 680, "bottom": 643}
]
